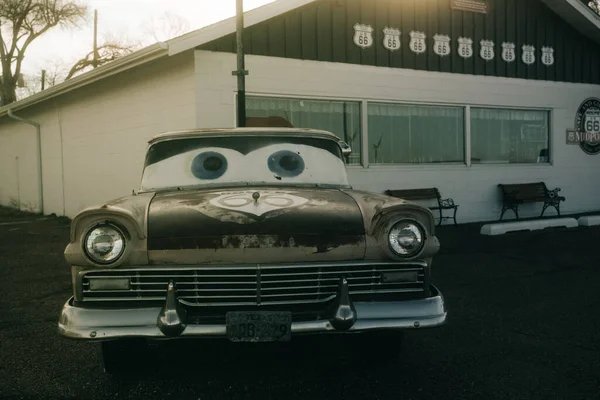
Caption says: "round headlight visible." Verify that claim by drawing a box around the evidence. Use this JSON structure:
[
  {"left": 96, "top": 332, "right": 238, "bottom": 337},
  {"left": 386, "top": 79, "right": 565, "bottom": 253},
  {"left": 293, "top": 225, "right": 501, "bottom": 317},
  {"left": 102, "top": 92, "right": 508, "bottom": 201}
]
[
  {"left": 84, "top": 224, "right": 125, "bottom": 264},
  {"left": 388, "top": 220, "right": 424, "bottom": 257}
]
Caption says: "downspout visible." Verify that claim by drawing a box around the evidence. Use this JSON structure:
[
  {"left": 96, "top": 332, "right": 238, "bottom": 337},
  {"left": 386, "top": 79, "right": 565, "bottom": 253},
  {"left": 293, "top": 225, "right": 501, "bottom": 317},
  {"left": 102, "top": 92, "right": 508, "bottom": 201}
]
[{"left": 7, "top": 109, "right": 43, "bottom": 215}]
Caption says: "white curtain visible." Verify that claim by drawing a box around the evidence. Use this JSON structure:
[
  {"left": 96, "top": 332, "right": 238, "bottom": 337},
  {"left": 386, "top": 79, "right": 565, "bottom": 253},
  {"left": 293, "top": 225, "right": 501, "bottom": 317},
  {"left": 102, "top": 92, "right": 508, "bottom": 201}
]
[{"left": 368, "top": 103, "right": 465, "bottom": 164}]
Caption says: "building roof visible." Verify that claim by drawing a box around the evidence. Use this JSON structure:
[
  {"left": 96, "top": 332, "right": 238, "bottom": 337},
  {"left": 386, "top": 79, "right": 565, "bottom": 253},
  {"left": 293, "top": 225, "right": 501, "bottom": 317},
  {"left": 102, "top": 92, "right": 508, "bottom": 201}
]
[
  {"left": 166, "top": 0, "right": 316, "bottom": 57},
  {"left": 0, "top": 43, "right": 168, "bottom": 118},
  {"left": 541, "top": 0, "right": 600, "bottom": 43},
  {"left": 0, "top": 0, "right": 598, "bottom": 118},
  {"left": 148, "top": 127, "right": 340, "bottom": 145}
]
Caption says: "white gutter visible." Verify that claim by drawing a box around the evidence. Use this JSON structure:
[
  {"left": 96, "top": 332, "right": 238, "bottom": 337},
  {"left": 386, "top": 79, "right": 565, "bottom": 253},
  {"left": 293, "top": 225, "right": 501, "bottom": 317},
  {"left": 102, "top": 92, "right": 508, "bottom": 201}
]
[{"left": 7, "top": 109, "right": 43, "bottom": 215}]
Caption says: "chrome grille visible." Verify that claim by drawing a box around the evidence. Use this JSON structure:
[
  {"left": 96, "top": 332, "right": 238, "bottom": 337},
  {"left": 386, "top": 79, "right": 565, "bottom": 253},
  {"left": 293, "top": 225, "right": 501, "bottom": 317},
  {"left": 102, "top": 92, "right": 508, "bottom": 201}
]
[{"left": 81, "top": 261, "right": 426, "bottom": 306}]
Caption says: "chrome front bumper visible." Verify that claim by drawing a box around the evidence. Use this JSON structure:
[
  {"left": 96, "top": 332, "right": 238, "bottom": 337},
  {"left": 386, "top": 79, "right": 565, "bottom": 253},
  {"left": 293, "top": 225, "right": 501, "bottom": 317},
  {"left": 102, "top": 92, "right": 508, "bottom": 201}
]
[{"left": 58, "top": 283, "right": 447, "bottom": 341}]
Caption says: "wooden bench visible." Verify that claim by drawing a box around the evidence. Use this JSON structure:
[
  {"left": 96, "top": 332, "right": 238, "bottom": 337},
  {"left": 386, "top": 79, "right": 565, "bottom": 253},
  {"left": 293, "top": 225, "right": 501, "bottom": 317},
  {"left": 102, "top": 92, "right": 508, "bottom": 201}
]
[
  {"left": 385, "top": 188, "right": 459, "bottom": 226},
  {"left": 497, "top": 182, "right": 565, "bottom": 220}
]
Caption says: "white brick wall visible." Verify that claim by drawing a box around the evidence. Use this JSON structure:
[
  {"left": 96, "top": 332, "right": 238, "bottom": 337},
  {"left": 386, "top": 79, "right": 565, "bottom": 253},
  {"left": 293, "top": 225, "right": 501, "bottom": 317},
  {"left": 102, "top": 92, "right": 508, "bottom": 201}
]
[
  {"left": 0, "top": 52, "right": 197, "bottom": 217},
  {"left": 195, "top": 50, "right": 600, "bottom": 223}
]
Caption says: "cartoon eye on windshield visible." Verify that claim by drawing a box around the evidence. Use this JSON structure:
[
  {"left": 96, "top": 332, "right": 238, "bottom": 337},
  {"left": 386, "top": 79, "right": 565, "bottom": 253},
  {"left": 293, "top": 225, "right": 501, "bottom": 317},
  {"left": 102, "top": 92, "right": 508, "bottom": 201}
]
[
  {"left": 191, "top": 152, "right": 228, "bottom": 180},
  {"left": 267, "top": 150, "right": 305, "bottom": 178}
]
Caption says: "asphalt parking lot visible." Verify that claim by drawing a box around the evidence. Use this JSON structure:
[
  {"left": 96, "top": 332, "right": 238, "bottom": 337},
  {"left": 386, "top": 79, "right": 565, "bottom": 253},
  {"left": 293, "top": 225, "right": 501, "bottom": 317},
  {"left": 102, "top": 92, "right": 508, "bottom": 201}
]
[{"left": 0, "top": 206, "right": 599, "bottom": 400}]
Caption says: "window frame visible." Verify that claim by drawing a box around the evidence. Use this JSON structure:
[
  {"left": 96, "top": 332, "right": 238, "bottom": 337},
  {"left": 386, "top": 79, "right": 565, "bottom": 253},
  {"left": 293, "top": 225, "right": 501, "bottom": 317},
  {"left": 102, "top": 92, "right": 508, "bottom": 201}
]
[{"left": 236, "top": 92, "right": 554, "bottom": 169}]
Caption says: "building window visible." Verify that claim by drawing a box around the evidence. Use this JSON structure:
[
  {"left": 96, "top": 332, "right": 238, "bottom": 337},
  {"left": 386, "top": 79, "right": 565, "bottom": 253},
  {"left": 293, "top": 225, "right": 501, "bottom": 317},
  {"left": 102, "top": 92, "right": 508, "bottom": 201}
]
[
  {"left": 246, "top": 97, "right": 362, "bottom": 165},
  {"left": 367, "top": 103, "right": 465, "bottom": 164},
  {"left": 471, "top": 108, "right": 550, "bottom": 164}
]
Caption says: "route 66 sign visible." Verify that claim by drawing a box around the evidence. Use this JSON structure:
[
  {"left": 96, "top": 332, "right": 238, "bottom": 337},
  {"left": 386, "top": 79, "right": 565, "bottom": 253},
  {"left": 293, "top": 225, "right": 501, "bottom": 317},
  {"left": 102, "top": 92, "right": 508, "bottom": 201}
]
[
  {"left": 501, "top": 42, "right": 516, "bottom": 62},
  {"left": 541, "top": 46, "right": 555, "bottom": 66},
  {"left": 457, "top": 37, "right": 473, "bottom": 58},
  {"left": 409, "top": 31, "right": 426, "bottom": 54},
  {"left": 383, "top": 27, "right": 401, "bottom": 51},
  {"left": 353, "top": 23, "right": 373, "bottom": 49},
  {"left": 433, "top": 34, "right": 451, "bottom": 57},
  {"left": 574, "top": 98, "right": 600, "bottom": 155},
  {"left": 522, "top": 45, "right": 536, "bottom": 65},
  {"left": 480, "top": 40, "right": 495, "bottom": 61}
]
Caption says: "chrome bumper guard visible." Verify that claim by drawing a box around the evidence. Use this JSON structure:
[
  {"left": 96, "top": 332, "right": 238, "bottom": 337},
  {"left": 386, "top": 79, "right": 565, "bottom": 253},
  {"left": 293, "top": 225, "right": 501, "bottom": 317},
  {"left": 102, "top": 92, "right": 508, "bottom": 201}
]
[{"left": 58, "top": 279, "right": 447, "bottom": 340}]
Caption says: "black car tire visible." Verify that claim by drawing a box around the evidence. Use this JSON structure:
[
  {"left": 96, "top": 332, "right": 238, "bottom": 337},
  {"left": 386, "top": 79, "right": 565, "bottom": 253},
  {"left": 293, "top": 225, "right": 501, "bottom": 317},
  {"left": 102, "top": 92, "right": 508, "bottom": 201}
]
[{"left": 99, "top": 339, "right": 149, "bottom": 375}]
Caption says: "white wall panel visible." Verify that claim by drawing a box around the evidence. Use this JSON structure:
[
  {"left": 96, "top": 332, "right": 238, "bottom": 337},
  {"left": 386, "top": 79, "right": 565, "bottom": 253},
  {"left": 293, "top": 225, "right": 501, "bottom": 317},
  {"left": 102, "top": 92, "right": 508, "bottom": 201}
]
[
  {"left": 0, "top": 120, "right": 37, "bottom": 211},
  {"left": 58, "top": 52, "right": 196, "bottom": 217},
  {"left": 0, "top": 104, "right": 64, "bottom": 215},
  {"left": 0, "top": 52, "right": 196, "bottom": 217}
]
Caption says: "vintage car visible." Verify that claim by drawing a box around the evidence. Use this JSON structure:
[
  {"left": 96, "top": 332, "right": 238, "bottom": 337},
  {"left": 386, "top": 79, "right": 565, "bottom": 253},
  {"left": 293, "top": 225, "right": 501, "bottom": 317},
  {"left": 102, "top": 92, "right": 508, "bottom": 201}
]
[{"left": 58, "top": 128, "right": 447, "bottom": 373}]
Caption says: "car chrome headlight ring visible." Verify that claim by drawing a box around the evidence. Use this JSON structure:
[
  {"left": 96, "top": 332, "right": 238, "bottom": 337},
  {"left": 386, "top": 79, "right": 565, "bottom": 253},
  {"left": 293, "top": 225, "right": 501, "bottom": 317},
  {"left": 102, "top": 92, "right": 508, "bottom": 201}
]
[
  {"left": 83, "top": 223, "right": 126, "bottom": 265},
  {"left": 387, "top": 219, "right": 425, "bottom": 257}
]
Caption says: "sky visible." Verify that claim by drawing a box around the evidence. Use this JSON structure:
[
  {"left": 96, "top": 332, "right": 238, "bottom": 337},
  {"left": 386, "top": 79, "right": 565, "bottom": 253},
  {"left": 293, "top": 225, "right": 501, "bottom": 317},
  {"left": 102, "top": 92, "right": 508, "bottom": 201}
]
[{"left": 22, "top": 0, "right": 275, "bottom": 76}]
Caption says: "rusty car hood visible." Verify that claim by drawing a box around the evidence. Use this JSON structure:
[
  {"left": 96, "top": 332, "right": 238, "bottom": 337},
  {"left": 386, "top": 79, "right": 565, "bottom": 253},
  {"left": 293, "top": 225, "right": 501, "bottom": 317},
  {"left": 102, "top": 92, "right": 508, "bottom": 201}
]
[{"left": 147, "top": 187, "right": 366, "bottom": 264}]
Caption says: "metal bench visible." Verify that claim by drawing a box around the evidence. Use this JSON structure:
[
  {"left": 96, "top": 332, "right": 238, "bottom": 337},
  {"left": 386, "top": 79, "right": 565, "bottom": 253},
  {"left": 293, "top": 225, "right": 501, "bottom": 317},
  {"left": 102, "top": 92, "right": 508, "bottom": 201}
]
[
  {"left": 497, "top": 182, "right": 565, "bottom": 220},
  {"left": 385, "top": 188, "right": 458, "bottom": 226}
]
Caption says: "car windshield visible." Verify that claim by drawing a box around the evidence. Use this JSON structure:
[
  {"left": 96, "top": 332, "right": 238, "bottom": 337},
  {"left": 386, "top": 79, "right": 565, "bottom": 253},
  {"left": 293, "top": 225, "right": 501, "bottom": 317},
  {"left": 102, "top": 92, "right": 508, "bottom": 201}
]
[{"left": 140, "top": 134, "right": 350, "bottom": 191}]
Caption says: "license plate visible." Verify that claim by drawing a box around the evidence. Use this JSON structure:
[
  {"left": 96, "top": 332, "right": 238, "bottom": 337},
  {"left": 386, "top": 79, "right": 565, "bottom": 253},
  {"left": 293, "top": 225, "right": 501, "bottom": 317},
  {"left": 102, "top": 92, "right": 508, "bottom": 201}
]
[{"left": 226, "top": 311, "right": 292, "bottom": 342}]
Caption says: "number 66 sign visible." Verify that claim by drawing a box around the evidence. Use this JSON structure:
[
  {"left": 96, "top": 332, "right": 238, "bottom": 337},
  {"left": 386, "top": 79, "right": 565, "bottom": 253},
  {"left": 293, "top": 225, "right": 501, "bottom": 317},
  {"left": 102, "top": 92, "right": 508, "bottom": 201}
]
[
  {"left": 353, "top": 23, "right": 374, "bottom": 49},
  {"left": 383, "top": 27, "right": 401, "bottom": 51},
  {"left": 573, "top": 98, "right": 600, "bottom": 155},
  {"left": 409, "top": 31, "right": 427, "bottom": 54}
]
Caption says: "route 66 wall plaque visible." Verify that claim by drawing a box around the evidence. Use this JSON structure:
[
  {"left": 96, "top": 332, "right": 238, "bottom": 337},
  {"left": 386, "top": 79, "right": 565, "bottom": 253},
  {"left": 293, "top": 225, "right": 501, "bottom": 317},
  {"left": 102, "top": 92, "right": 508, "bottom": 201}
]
[{"left": 566, "top": 98, "right": 600, "bottom": 155}]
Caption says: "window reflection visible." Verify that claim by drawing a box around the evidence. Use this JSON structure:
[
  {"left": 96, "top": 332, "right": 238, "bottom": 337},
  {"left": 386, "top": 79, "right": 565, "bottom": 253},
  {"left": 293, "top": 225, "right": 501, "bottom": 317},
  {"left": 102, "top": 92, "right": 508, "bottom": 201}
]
[{"left": 471, "top": 108, "right": 550, "bottom": 164}]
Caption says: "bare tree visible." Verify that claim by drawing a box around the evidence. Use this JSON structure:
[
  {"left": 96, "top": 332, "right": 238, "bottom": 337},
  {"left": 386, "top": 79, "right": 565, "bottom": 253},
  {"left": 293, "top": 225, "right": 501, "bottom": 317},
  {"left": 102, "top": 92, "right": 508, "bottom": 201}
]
[
  {"left": 65, "top": 40, "right": 136, "bottom": 80},
  {"left": 141, "top": 11, "right": 190, "bottom": 44},
  {"left": 64, "top": 11, "right": 138, "bottom": 81},
  {"left": 0, "top": 0, "right": 87, "bottom": 106},
  {"left": 16, "top": 59, "right": 67, "bottom": 99},
  {"left": 43, "top": 60, "right": 67, "bottom": 87}
]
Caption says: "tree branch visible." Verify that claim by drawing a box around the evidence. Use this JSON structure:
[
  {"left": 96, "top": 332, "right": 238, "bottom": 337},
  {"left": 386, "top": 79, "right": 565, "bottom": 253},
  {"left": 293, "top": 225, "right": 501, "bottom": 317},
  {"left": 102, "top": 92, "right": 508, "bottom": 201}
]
[
  {"left": 7, "top": 0, "right": 33, "bottom": 58},
  {"left": 65, "top": 43, "right": 134, "bottom": 80},
  {"left": 13, "top": 23, "right": 53, "bottom": 80},
  {"left": 0, "top": 0, "right": 87, "bottom": 105},
  {"left": 0, "top": 20, "right": 7, "bottom": 59}
]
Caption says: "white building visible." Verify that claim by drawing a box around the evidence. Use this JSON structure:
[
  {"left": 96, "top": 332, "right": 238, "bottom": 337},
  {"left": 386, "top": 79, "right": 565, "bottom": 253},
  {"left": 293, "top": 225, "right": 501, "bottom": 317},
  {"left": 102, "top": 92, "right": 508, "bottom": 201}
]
[{"left": 1, "top": 0, "right": 600, "bottom": 223}]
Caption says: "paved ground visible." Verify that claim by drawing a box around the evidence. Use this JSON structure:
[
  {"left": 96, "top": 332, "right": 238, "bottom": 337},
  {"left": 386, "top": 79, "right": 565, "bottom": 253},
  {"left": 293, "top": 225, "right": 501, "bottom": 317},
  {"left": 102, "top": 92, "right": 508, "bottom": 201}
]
[{"left": 0, "top": 206, "right": 599, "bottom": 400}]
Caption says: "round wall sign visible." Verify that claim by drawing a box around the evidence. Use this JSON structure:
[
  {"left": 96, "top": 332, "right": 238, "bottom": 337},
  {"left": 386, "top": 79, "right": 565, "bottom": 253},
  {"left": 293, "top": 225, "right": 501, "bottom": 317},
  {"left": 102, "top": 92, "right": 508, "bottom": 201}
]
[{"left": 575, "top": 98, "right": 600, "bottom": 155}]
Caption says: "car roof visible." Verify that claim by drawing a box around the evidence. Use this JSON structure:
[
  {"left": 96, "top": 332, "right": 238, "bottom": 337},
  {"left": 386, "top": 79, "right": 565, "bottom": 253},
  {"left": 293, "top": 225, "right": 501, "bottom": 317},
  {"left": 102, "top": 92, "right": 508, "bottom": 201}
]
[{"left": 148, "top": 128, "right": 341, "bottom": 145}]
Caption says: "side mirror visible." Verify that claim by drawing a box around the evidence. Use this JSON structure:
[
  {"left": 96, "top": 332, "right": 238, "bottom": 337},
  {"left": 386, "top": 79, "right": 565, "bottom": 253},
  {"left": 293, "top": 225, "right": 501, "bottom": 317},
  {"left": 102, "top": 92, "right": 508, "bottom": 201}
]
[{"left": 339, "top": 141, "right": 352, "bottom": 156}]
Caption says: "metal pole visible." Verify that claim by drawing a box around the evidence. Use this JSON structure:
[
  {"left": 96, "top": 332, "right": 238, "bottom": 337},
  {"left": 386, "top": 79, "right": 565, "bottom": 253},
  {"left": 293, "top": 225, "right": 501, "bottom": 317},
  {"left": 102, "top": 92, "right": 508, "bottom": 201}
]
[
  {"left": 41, "top": 70, "right": 46, "bottom": 91},
  {"left": 233, "top": 0, "right": 248, "bottom": 127},
  {"left": 93, "top": 10, "right": 99, "bottom": 68}
]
